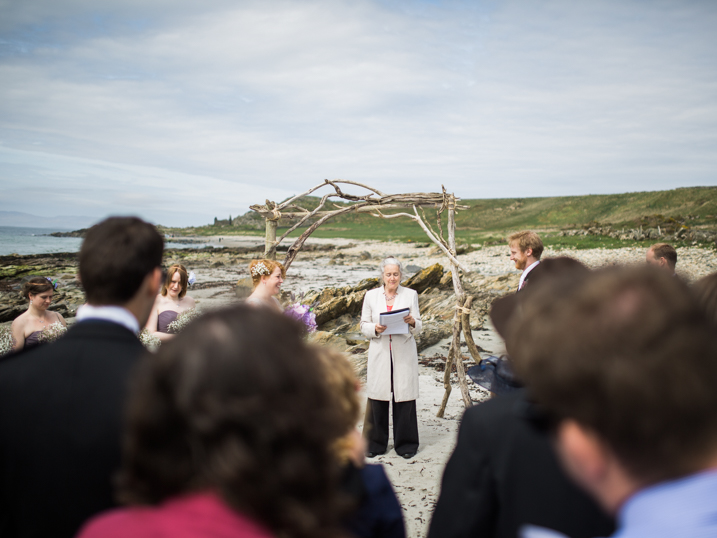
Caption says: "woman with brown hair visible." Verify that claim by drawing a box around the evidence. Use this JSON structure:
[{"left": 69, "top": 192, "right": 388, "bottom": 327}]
[
  {"left": 246, "top": 259, "right": 285, "bottom": 312},
  {"left": 78, "top": 305, "right": 350, "bottom": 538},
  {"left": 11, "top": 276, "right": 66, "bottom": 350},
  {"left": 145, "top": 264, "right": 196, "bottom": 341}
]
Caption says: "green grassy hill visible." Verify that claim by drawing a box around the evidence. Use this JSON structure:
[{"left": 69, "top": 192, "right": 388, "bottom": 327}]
[{"left": 165, "top": 186, "right": 717, "bottom": 249}]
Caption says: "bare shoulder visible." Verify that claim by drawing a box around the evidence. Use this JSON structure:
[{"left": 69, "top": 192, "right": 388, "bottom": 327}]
[
  {"left": 11, "top": 311, "right": 29, "bottom": 329},
  {"left": 184, "top": 295, "right": 196, "bottom": 308}
]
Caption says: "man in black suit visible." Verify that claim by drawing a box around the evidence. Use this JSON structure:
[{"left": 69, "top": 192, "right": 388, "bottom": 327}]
[
  {"left": 0, "top": 217, "right": 163, "bottom": 538},
  {"left": 427, "top": 390, "right": 615, "bottom": 538},
  {"left": 428, "top": 259, "right": 614, "bottom": 538}
]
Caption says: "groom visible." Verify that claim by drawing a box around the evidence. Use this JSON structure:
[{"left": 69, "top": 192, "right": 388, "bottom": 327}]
[{"left": 0, "top": 217, "right": 164, "bottom": 538}]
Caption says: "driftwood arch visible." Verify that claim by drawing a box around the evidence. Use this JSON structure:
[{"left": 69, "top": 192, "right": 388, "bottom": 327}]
[{"left": 250, "top": 179, "right": 481, "bottom": 417}]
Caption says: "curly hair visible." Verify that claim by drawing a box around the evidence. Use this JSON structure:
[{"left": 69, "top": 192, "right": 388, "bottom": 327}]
[
  {"left": 248, "top": 259, "right": 286, "bottom": 288},
  {"left": 313, "top": 347, "right": 361, "bottom": 463},
  {"left": 22, "top": 276, "right": 54, "bottom": 299},
  {"left": 161, "top": 264, "right": 188, "bottom": 298},
  {"left": 117, "top": 305, "right": 349, "bottom": 538}
]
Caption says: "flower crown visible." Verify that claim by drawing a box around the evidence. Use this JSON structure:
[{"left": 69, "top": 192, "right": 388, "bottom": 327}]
[
  {"left": 46, "top": 277, "right": 59, "bottom": 290},
  {"left": 250, "top": 262, "right": 271, "bottom": 277}
]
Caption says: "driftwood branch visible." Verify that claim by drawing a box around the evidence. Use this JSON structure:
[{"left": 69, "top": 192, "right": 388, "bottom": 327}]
[{"left": 461, "top": 296, "right": 482, "bottom": 364}]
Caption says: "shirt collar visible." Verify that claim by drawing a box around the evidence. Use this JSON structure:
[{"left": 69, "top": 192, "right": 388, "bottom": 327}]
[
  {"left": 519, "top": 260, "right": 540, "bottom": 290},
  {"left": 75, "top": 304, "right": 140, "bottom": 335}
]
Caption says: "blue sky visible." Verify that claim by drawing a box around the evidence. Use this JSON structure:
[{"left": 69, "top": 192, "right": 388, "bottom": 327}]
[{"left": 1, "top": 0, "right": 716, "bottom": 227}]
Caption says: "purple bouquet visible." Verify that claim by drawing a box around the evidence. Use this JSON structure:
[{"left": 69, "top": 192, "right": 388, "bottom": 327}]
[{"left": 284, "top": 293, "right": 318, "bottom": 333}]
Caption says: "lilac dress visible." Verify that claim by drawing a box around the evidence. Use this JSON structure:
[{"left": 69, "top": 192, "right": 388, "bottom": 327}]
[
  {"left": 24, "top": 331, "right": 42, "bottom": 349},
  {"left": 157, "top": 311, "right": 179, "bottom": 334}
]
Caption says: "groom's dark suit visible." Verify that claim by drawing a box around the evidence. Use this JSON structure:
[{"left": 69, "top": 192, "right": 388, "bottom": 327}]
[
  {"left": 428, "top": 390, "right": 615, "bottom": 538},
  {"left": 0, "top": 320, "right": 144, "bottom": 538}
]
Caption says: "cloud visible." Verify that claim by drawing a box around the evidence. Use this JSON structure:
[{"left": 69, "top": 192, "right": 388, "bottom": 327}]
[{"left": 0, "top": 0, "right": 716, "bottom": 226}]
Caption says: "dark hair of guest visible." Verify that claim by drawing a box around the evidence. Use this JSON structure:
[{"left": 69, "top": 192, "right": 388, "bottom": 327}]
[
  {"left": 79, "top": 217, "right": 164, "bottom": 305},
  {"left": 117, "top": 305, "right": 349, "bottom": 538},
  {"left": 22, "top": 276, "right": 54, "bottom": 299}
]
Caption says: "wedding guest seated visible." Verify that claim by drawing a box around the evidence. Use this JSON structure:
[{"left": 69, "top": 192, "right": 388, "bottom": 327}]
[
  {"left": 145, "top": 264, "right": 196, "bottom": 341},
  {"left": 10, "top": 276, "right": 66, "bottom": 351},
  {"left": 316, "top": 347, "right": 406, "bottom": 538},
  {"left": 246, "top": 259, "right": 285, "bottom": 311},
  {"left": 428, "top": 258, "right": 615, "bottom": 538},
  {"left": 511, "top": 266, "right": 717, "bottom": 537},
  {"left": 693, "top": 271, "right": 717, "bottom": 327},
  {"left": 77, "top": 305, "right": 349, "bottom": 538},
  {"left": 0, "top": 216, "right": 164, "bottom": 538}
]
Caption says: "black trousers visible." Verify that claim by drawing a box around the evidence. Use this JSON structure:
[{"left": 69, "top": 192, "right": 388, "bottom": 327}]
[{"left": 364, "top": 398, "right": 419, "bottom": 456}]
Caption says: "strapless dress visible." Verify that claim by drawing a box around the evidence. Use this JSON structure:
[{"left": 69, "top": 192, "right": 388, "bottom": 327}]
[
  {"left": 157, "top": 311, "right": 179, "bottom": 334},
  {"left": 24, "top": 331, "right": 42, "bottom": 349}
]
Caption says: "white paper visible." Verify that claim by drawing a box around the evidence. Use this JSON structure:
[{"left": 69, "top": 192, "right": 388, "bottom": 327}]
[{"left": 379, "top": 307, "right": 410, "bottom": 335}]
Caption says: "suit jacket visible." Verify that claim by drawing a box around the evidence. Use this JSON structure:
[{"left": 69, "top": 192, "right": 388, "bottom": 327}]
[
  {"left": 360, "top": 286, "right": 422, "bottom": 401},
  {"left": 427, "top": 390, "right": 615, "bottom": 538},
  {"left": 0, "top": 320, "right": 146, "bottom": 538}
]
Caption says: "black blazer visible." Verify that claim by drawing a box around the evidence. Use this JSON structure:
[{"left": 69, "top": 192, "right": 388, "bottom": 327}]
[
  {"left": 0, "top": 320, "right": 145, "bottom": 538},
  {"left": 428, "top": 390, "right": 615, "bottom": 538}
]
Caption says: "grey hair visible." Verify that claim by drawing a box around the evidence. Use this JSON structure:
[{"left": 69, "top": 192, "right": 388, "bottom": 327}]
[{"left": 379, "top": 257, "right": 403, "bottom": 280}]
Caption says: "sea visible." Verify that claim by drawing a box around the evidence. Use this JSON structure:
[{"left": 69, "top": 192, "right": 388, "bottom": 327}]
[{"left": 0, "top": 226, "right": 218, "bottom": 256}]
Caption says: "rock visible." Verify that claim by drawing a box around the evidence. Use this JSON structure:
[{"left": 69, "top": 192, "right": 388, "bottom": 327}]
[
  {"left": 439, "top": 271, "right": 453, "bottom": 288},
  {"left": 405, "top": 264, "right": 423, "bottom": 274},
  {"left": 235, "top": 277, "right": 253, "bottom": 299},
  {"left": 309, "top": 330, "right": 351, "bottom": 352},
  {"left": 401, "top": 263, "right": 443, "bottom": 294},
  {"left": 314, "top": 296, "right": 349, "bottom": 326},
  {"left": 415, "top": 323, "right": 453, "bottom": 352},
  {"left": 359, "top": 251, "right": 371, "bottom": 260},
  {"left": 0, "top": 305, "right": 26, "bottom": 323}
]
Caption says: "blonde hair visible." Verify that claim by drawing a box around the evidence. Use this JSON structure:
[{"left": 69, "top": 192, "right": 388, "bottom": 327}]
[
  {"left": 313, "top": 347, "right": 361, "bottom": 462},
  {"left": 249, "top": 259, "right": 286, "bottom": 288},
  {"left": 161, "top": 264, "right": 188, "bottom": 298}
]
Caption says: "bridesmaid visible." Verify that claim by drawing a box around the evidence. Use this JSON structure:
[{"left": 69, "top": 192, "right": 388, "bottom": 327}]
[
  {"left": 145, "top": 264, "right": 196, "bottom": 342},
  {"left": 11, "top": 277, "right": 66, "bottom": 351}
]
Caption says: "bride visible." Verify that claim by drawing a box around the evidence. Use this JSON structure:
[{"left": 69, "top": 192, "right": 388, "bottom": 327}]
[
  {"left": 145, "top": 264, "right": 196, "bottom": 341},
  {"left": 246, "top": 259, "right": 285, "bottom": 312}
]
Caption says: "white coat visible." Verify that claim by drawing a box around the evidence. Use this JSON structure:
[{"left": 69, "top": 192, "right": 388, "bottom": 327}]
[{"left": 360, "top": 285, "right": 422, "bottom": 402}]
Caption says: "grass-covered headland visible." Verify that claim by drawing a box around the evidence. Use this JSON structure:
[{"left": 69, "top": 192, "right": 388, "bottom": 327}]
[{"left": 161, "top": 186, "right": 717, "bottom": 250}]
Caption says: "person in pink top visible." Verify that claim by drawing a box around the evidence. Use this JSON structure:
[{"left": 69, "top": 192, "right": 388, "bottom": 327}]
[{"left": 77, "top": 305, "right": 352, "bottom": 538}]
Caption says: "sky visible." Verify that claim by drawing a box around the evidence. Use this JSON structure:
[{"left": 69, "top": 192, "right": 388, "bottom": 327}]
[{"left": 1, "top": 0, "right": 716, "bottom": 227}]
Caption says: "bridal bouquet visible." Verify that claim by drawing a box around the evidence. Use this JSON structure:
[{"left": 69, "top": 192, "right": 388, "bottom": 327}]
[
  {"left": 0, "top": 326, "right": 13, "bottom": 356},
  {"left": 38, "top": 321, "right": 67, "bottom": 344},
  {"left": 284, "top": 293, "right": 318, "bottom": 333},
  {"left": 166, "top": 308, "right": 202, "bottom": 334}
]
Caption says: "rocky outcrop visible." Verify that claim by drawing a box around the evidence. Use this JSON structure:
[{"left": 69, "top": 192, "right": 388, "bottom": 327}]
[{"left": 401, "top": 263, "right": 443, "bottom": 294}]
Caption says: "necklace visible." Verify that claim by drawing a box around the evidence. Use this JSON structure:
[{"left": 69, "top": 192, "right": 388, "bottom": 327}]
[{"left": 384, "top": 291, "right": 397, "bottom": 301}]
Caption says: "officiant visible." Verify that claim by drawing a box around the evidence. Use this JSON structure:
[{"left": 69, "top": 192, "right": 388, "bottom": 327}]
[{"left": 360, "top": 256, "right": 422, "bottom": 459}]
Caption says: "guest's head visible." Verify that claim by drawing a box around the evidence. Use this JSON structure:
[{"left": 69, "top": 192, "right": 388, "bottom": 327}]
[
  {"left": 508, "top": 230, "right": 543, "bottom": 270},
  {"left": 379, "top": 256, "right": 403, "bottom": 289},
  {"left": 118, "top": 305, "right": 347, "bottom": 538},
  {"left": 79, "top": 217, "right": 164, "bottom": 310},
  {"left": 511, "top": 266, "right": 717, "bottom": 513},
  {"left": 314, "top": 347, "right": 362, "bottom": 463},
  {"left": 248, "top": 259, "right": 285, "bottom": 293},
  {"left": 492, "top": 256, "right": 589, "bottom": 347},
  {"left": 22, "top": 277, "right": 55, "bottom": 306},
  {"left": 646, "top": 243, "right": 677, "bottom": 272},
  {"left": 161, "top": 264, "right": 188, "bottom": 299},
  {"left": 693, "top": 272, "right": 717, "bottom": 328}
]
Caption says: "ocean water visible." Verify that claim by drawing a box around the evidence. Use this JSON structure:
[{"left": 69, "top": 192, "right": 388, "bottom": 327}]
[{"left": 0, "top": 226, "right": 219, "bottom": 256}]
